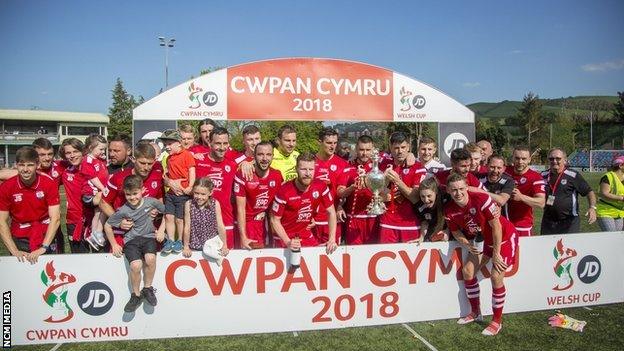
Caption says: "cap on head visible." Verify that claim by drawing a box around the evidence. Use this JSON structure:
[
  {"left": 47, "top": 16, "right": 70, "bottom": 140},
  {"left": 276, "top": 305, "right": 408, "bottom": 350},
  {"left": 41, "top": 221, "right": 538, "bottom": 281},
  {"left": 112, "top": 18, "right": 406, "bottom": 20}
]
[
  {"left": 613, "top": 155, "right": 624, "bottom": 166},
  {"left": 159, "top": 129, "right": 181, "bottom": 142}
]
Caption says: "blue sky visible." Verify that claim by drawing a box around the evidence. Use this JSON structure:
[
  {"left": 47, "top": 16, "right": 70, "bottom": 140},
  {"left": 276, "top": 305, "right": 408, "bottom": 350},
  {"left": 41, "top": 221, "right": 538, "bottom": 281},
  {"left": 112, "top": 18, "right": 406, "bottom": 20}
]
[{"left": 1, "top": 0, "right": 622, "bottom": 114}]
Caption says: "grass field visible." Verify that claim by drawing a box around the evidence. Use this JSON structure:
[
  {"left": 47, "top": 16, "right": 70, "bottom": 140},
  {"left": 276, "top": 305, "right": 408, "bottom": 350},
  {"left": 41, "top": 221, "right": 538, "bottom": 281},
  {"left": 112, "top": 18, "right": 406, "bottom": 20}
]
[{"left": 3, "top": 172, "right": 623, "bottom": 350}]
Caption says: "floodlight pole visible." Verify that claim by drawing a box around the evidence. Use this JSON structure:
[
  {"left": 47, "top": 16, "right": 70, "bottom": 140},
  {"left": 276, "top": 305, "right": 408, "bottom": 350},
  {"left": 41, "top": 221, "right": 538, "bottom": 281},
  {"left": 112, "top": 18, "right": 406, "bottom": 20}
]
[{"left": 158, "top": 36, "right": 176, "bottom": 90}]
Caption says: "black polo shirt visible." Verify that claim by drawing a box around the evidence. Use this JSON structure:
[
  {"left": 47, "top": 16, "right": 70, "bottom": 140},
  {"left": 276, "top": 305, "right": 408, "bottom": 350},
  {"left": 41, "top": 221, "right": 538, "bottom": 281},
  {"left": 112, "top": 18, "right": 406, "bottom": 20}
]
[
  {"left": 541, "top": 168, "right": 592, "bottom": 221},
  {"left": 479, "top": 173, "right": 514, "bottom": 218},
  {"left": 107, "top": 159, "right": 134, "bottom": 175}
]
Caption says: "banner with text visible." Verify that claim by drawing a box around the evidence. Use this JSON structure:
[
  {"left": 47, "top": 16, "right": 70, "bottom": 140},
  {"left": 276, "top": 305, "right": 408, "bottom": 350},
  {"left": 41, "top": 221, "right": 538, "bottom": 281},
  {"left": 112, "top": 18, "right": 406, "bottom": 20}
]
[
  {"left": 1, "top": 232, "right": 621, "bottom": 345},
  {"left": 132, "top": 58, "right": 474, "bottom": 123}
]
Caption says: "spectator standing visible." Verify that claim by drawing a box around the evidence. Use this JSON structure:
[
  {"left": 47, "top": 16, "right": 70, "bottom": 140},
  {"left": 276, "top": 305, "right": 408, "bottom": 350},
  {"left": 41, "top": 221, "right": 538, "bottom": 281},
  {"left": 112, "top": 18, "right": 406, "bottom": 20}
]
[
  {"left": 541, "top": 148, "right": 597, "bottom": 234},
  {"left": 596, "top": 156, "right": 624, "bottom": 231}
]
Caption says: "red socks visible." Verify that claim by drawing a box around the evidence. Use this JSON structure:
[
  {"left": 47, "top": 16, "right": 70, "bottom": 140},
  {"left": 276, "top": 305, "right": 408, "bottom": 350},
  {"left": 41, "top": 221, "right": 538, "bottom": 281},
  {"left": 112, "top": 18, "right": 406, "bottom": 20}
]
[
  {"left": 492, "top": 285, "right": 506, "bottom": 323},
  {"left": 464, "top": 277, "right": 481, "bottom": 315}
]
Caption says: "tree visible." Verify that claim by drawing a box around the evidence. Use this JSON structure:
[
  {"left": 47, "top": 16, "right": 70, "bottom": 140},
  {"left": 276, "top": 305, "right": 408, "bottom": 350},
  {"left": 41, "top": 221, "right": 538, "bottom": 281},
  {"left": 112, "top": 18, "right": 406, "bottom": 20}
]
[
  {"left": 108, "top": 78, "right": 140, "bottom": 140},
  {"left": 517, "top": 92, "right": 543, "bottom": 149},
  {"left": 613, "top": 91, "right": 624, "bottom": 124}
]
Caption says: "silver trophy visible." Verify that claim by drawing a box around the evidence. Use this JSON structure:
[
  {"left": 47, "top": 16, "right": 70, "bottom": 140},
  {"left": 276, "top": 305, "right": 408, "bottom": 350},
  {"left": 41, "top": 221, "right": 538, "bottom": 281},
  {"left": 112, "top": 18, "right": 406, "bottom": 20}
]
[{"left": 366, "top": 149, "right": 387, "bottom": 215}]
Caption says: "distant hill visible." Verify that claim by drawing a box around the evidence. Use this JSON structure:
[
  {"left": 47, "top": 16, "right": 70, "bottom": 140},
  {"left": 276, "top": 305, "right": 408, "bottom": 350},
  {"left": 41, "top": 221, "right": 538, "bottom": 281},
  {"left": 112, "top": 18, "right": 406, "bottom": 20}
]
[{"left": 468, "top": 95, "right": 617, "bottom": 119}]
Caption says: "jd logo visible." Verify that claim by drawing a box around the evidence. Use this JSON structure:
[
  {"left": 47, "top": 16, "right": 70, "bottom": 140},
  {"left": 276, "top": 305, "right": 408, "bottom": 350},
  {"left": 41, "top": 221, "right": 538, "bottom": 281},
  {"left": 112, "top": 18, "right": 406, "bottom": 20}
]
[
  {"left": 412, "top": 95, "right": 426, "bottom": 109},
  {"left": 77, "top": 282, "right": 114, "bottom": 316},
  {"left": 203, "top": 91, "right": 218, "bottom": 106},
  {"left": 443, "top": 133, "right": 468, "bottom": 157},
  {"left": 577, "top": 255, "right": 601, "bottom": 284}
]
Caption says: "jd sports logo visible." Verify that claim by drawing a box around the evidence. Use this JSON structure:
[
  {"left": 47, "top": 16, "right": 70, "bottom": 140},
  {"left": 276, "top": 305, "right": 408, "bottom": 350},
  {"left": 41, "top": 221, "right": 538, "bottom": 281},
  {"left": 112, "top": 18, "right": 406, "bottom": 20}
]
[
  {"left": 203, "top": 92, "right": 218, "bottom": 106},
  {"left": 412, "top": 95, "right": 426, "bottom": 109},
  {"left": 77, "top": 282, "right": 114, "bottom": 316},
  {"left": 577, "top": 255, "right": 601, "bottom": 284},
  {"left": 443, "top": 133, "right": 469, "bottom": 157}
]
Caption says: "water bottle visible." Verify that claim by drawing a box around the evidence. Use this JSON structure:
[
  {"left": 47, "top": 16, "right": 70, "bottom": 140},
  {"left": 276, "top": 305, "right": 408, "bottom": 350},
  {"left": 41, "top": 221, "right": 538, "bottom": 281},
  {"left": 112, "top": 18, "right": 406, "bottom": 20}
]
[{"left": 290, "top": 235, "right": 301, "bottom": 269}]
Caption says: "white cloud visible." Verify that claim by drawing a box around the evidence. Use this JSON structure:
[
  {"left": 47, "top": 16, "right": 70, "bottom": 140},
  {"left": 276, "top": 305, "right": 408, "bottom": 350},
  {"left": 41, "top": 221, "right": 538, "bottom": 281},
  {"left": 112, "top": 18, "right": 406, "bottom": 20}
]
[
  {"left": 581, "top": 59, "right": 624, "bottom": 72},
  {"left": 462, "top": 82, "right": 481, "bottom": 88},
  {"left": 508, "top": 49, "right": 523, "bottom": 55}
]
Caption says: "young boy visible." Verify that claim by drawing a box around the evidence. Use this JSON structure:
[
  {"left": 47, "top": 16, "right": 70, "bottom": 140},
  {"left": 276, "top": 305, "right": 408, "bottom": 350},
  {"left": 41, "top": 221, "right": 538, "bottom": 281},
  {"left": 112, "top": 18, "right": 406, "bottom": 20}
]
[
  {"left": 104, "top": 175, "right": 166, "bottom": 313},
  {"left": 160, "top": 129, "right": 196, "bottom": 254}
]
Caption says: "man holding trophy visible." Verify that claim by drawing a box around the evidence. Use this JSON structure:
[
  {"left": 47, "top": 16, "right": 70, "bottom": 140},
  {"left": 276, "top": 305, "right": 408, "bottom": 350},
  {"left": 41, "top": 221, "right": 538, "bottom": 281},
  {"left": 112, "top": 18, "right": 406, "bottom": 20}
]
[
  {"left": 337, "top": 135, "right": 378, "bottom": 245},
  {"left": 377, "top": 132, "right": 427, "bottom": 243}
]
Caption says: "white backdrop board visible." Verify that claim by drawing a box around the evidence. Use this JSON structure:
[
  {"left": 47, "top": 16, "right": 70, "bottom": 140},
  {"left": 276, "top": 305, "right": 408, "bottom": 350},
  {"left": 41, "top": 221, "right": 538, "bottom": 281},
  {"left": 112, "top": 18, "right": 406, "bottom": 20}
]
[{"left": 1, "top": 232, "right": 622, "bottom": 345}]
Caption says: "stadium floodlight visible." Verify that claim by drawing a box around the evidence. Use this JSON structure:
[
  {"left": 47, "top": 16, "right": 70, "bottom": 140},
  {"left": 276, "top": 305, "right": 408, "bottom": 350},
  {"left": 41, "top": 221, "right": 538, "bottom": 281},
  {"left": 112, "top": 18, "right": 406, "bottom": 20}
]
[{"left": 158, "top": 36, "right": 176, "bottom": 89}]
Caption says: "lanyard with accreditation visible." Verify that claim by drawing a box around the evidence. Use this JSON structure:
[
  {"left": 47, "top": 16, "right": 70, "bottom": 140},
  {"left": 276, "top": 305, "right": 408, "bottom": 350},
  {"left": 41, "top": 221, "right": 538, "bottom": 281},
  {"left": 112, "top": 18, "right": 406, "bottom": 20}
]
[{"left": 546, "top": 167, "right": 566, "bottom": 206}]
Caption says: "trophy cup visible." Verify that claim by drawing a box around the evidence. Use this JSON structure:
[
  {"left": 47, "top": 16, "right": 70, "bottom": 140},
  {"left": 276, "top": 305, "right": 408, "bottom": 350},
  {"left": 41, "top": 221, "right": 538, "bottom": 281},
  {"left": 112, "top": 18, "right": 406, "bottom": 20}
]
[{"left": 366, "top": 149, "right": 387, "bottom": 215}]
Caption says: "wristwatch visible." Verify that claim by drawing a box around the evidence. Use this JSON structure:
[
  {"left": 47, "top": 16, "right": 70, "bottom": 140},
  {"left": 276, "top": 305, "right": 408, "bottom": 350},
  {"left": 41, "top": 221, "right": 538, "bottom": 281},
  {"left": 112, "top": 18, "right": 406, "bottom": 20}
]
[
  {"left": 589, "top": 205, "right": 597, "bottom": 210},
  {"left": 41, "top": 244, "right": 51, "bottom": 251}
]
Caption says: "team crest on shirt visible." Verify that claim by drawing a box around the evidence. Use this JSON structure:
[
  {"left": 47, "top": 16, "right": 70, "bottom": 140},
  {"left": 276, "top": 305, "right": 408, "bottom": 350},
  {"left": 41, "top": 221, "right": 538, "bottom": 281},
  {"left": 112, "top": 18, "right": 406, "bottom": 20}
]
[
  {"left": 403, "top": 169, "right": 409, "bottom": 175},
  {"left": 561, "top": 179, "right": 567, "bottom": 185},
  {"left": 469, "top": 208, "right": 476, "bottom": 215},
  {"left": 52, "top": 170, "right": 59, "bottom": 178},
  {"left": 151, "top": 181, "right": 157, "bottom": 189},
  {"left": 36, "top": 191, "right": 44, "bottom": 199},
  {"left": 330, "top": 165, "right": 337, "bottom": 171},
  {"left": 94, "top": 164, "right": 100, "bottom": 171},
  {"left": 67, "top": 174, "right": 74, "bottom": 181},
  {"left": 13, "top": 194, "right": 23, "bottom": 202},
  {"left": 269, "top": 180, "right": 276, "bottom": 187},
  {"left": 225, "top": 165, "right": 231, "bottom": 172},
  {"left": 312, "top": 191, "right": 319, "bottom": 199},
  {"left": 520, "top": 177, "right": 526, "bottom": 184}
]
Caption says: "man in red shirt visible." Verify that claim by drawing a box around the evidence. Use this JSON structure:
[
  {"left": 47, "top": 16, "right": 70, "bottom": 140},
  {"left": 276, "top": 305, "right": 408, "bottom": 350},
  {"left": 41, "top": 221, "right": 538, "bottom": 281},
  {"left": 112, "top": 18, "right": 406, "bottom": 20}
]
[
  {"left": 99, "top": 143, "right": 164, "bottom": 247},
  {"left": 435, "top": 148, "right": 485, "bottom": 193},
  {"left": 377, "top": 132, "right": 426, "bottom": 243},
  {"left": 0, "top": 147, "right": 60, "bottom": 263},
  {"left": 234, "top": 141, "right": 283, "bottom": 249},
  {"left": 313, "top": 127, "right": 349, "bottom": 244},
  {"left": 444, "top": 173, "right": 519, "bottom": 336},
  {"left": 505, "top": 145, "right": 546, "bottom": 236},
  {"left": 270, "top": 153, "right": 338, "bottom": 254},
  {"left": 337, "top": 135, "right": 378, "bottom": 244},
  {"left": 200, "top": 127, "right": 238, "bottom": 248}
]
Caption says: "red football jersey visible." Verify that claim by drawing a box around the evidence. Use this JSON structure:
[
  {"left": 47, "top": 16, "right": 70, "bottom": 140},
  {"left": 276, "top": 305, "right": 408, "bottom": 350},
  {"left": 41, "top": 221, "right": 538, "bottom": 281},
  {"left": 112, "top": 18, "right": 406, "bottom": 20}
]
[
  {"left": 444, "top": 191, "right": 515, "bottom": 246},
  {"left": 505, "top": 168, "right": 546, "bottom": 230},
  {"left": 271, "top": 179, "right": 333, "bottom": 239},
  {"left": 378, "top": 161, "right": 426, "bottom": 229},
  {"left": 0, "top": 174, "right": 60, "bottom": 237},
  {"left": 104, "top": 167, "right": 164, "bottom": 210},
  {"left": 189, "top": 144, "right": 244, "bottom": 172},
  {"left": 234, "top": 168, "right": 283, "bottom": 221},
  {"left": 39, "top": 159, "right": 66, "bottom": 187},
  {"left": 435, "top": 169, "right": 484, "bottom": 191},
  {"left": 80, "top": 155, "right": 108, "bottom": 196},
  {"left": 314, "top": 154, "right": 349, "bottom": 222},
  {"left": 200, "top": 157, "right": 237, "bottom": 228},
  {"left": 61, "top": 164, "right": 85, "bottom": 225},
  {"left": 338, "top": 160, "right": 374, "bottom": 216}
]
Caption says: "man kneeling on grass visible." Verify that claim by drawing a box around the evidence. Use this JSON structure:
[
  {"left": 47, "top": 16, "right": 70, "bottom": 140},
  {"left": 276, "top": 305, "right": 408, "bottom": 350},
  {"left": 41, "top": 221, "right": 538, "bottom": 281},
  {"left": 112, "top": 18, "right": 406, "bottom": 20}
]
[{"left": 104, "top": 175, "right": 166, "bottom": 313}]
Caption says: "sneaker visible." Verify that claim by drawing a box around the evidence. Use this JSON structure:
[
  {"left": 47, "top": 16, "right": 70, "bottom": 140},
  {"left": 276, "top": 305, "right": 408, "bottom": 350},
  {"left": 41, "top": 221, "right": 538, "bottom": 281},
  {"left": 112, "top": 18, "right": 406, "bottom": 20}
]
[
  {"left": 85, "top": 235, "right": 101, "bottom": 251},
  {"left": 172, "top": 240, "right": 183, "bottom": 253},
  {"left": 141, "top": 287, "right": 157, "bottom": 306},
  {"left": 124, "top": 294, "right": 142, "bottom": 313},
  {"left": 482, "top": 321, "right": 502, "bottom": 336},
  {"left": 162, "top": 239, "right": 174, "bottom": 254},
  {"left": 457, "top": 312, "right": 483, "bottom": 325}
]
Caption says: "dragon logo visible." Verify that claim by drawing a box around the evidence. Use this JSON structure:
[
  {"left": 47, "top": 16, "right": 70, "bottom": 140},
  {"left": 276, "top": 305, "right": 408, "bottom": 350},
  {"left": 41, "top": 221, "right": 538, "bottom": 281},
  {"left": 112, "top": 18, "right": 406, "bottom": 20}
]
[
  {"left": 41, "top": 261, "right": 77, "bottom": 323},
  {"left": 188, "top": 82, "right": 204, "bottom": 109},
  {"left": 399, "top": 86, "right": 413, "bottom": 112},
  {"left": 553, "top": 239, "right": 577, "bottom": 291}
]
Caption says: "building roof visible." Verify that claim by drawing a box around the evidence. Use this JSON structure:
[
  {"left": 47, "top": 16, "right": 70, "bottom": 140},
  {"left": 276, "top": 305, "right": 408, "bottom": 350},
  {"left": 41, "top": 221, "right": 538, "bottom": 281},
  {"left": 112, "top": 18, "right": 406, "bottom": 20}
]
[{"left": 0, "top": 109, "right": 109, "bottom": 123}]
